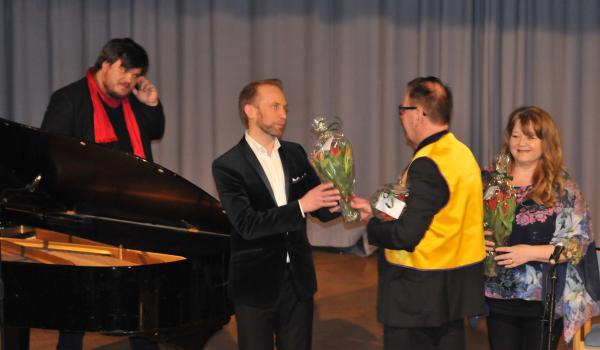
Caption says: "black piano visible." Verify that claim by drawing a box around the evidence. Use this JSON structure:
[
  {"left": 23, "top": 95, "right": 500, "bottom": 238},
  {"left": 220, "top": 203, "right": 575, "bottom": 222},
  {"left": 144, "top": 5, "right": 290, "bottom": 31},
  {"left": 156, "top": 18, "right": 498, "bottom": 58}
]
[{"left": 0, "top": 118, "right": 232, "bottom": 348}]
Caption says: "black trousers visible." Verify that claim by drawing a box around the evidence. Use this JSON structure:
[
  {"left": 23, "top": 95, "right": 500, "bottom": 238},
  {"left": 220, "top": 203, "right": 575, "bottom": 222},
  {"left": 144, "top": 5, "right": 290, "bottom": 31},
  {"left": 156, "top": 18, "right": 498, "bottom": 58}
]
[
  {"left": 486, "top": 311, "right": 563, "bottom": 350},
  {"left": 234, "top": 267, "right": 313, "bottom": 350},
  {"left": 383, "top": 318, "right": 466, "bottom": 350}
]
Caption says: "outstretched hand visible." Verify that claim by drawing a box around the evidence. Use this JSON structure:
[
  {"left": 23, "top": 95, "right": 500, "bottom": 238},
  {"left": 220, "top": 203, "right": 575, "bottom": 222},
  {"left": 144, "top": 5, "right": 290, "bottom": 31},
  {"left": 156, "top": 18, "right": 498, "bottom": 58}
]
[
  {"left": 132, "top": 76, "right": 159, "bottom": 107},
  {"left": 299, "top": 182, "right": 341, "bottom": 213},
  {"left": 350, "top": 195, "right": 373, "bottom": 222}
]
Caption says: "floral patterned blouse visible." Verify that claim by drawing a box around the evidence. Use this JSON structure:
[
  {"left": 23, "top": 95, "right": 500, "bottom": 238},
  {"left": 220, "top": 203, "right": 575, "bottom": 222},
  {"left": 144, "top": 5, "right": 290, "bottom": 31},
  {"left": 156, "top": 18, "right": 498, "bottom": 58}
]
[{"left": 484, "top": 177, "right": 599, "bottom": 342}]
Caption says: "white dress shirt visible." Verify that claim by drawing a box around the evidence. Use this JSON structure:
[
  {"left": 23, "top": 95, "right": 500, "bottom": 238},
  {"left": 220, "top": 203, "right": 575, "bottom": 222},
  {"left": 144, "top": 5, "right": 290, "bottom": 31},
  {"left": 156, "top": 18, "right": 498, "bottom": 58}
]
[
  {"left": 245, "top": 132, "right": 297, "bottom": 262},
  {"left": 245, "top": 132, "right": 287, "bottom": 206}
]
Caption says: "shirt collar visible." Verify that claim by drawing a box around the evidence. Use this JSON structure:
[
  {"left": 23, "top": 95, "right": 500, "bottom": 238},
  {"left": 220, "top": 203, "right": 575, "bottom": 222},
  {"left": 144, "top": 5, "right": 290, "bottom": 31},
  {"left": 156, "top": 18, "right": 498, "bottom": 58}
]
[
  {"left": 245, "top": 131, "right": 281, "bottom": 156},
  {"left": 414, "top": 129, "right": 449, "bottom": 153}
]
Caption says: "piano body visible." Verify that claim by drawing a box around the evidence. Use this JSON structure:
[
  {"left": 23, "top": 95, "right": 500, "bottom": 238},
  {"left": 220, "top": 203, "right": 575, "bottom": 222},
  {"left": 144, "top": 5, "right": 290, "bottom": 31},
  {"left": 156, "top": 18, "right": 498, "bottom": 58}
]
[{"left": 0, "top": 119, "right": 232, "bottom": 346}]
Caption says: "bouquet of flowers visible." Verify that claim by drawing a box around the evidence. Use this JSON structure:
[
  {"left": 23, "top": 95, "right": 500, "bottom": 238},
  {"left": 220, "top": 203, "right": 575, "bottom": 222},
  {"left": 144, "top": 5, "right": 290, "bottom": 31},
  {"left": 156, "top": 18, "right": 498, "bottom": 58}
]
[
  {"left": 483, "top": 154, "right": 517, "bottom": 277},
  {"left": 370, "top": 176, "right": 408, "bottom": 222},
  {"left": 309, "top": 117, "right": 360, "bottom": 223}
]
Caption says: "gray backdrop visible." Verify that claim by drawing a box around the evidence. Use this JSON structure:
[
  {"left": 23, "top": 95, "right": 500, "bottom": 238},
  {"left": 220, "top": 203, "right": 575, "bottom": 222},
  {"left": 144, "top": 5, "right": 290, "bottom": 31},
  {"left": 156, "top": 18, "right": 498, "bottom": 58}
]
[{"left": 1, "top": 0, "right": 598, "bottom": 246}]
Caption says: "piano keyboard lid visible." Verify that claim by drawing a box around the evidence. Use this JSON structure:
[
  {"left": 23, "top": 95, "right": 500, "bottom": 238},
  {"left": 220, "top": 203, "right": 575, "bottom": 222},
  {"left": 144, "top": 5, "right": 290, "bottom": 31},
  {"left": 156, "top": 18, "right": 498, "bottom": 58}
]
[{"left": 0, "top": 118, "right": 229, "bottom": 236}]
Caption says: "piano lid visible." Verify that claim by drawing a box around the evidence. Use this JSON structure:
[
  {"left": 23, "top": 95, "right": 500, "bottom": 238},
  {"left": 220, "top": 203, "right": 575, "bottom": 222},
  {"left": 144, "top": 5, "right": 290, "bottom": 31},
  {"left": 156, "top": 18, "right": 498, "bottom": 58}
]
[{"left": 0, "top": 118, "right": 229, "bottom": 235}]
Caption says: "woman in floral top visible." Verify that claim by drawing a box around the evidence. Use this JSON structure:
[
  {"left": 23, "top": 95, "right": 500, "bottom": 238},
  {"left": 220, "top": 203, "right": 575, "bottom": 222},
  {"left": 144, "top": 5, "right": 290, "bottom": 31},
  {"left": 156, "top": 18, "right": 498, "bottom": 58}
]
[{"left": 484, "top": 106, "right": 600, "bottom": 350}]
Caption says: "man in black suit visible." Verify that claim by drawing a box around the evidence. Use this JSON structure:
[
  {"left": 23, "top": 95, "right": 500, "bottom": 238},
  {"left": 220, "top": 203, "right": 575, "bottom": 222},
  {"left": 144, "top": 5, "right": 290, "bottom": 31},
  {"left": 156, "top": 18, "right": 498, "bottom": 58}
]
[
  {"left": 212, "top": 79, "right": 341, "bottom": 350},
  {"left": 40, "top": 38, "right": 164, "bottom": 350}
]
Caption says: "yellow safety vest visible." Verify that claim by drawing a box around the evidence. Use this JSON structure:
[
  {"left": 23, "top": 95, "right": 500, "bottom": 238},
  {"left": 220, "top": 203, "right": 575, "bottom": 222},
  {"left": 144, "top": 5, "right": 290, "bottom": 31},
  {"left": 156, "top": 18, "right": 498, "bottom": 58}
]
[{"left": 385, "top": 133, "right": 486, "bottom": 270}]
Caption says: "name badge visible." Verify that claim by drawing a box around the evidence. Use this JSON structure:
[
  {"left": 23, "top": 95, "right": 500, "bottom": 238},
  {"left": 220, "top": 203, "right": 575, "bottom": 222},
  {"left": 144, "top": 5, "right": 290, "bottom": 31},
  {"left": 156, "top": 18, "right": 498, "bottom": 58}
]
[{"left": 374, "top": 192, "right": 405, "bottom": 219}]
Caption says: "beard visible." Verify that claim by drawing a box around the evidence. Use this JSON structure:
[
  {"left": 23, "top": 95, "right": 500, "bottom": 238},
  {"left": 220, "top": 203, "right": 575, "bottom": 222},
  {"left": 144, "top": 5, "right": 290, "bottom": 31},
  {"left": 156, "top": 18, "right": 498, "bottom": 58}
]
[
  {"left": 105, "top": 82, "right": 132, "bottom": 99},
  {"left": 258, "top": 123, "right": 285, "bottom": 138},
  {"left": 107, "top": 90, "right": 127, "bottom": 99},
  {"left": 256, "top": 112, "right": 286, "bottom": 138}
]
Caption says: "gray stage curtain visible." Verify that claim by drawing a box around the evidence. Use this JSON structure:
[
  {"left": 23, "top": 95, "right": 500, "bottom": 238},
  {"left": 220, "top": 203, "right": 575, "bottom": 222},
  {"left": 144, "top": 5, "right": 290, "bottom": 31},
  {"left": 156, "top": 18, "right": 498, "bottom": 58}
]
[{"left": 1, "top": 0, "right": 599, "bottom": 247}]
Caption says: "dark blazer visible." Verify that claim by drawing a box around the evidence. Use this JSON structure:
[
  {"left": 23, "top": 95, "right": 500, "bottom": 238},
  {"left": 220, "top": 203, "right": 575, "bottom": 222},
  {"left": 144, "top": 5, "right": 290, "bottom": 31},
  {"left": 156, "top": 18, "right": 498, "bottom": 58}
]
[
  {"left": 212, "top": 138, "right": 339, "bottom": 308},
  {"left": 40, "top": 77, "right": 165, "bottom": 161}
]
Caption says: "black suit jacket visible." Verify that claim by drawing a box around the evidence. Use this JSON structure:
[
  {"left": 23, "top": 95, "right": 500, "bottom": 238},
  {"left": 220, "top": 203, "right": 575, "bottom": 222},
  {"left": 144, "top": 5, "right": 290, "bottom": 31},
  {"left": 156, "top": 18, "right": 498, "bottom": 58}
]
[
  {"left": 40, "top": 77, "right": 165, "bottom": 161},
  {"left": 212, "top": 138, "right": 339, "bottom": 308}
]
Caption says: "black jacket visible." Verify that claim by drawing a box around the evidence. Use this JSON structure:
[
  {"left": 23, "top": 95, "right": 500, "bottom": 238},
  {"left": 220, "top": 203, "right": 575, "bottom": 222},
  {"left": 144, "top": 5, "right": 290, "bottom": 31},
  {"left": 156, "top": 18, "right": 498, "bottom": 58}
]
[
  {"left": 212, "top": 138, "right": 339, "bottom": 307},
  {"left": 41, "top": 77, "right": 165, "bottom": 161}
]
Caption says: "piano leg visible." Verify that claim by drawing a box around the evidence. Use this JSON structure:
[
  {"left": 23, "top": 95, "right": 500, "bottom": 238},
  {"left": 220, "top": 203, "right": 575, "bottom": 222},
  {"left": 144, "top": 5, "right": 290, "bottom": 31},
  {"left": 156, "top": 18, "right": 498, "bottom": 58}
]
[{"left": 3, "top": 327, "right": 29, "bottom": 350}]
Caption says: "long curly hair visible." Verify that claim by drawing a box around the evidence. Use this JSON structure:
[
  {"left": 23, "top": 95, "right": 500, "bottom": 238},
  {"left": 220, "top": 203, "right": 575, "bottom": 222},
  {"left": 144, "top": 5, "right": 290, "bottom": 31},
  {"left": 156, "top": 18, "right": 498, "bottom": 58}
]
[{"left": 500, "top": 106, "right": 567, "bottom": 206}]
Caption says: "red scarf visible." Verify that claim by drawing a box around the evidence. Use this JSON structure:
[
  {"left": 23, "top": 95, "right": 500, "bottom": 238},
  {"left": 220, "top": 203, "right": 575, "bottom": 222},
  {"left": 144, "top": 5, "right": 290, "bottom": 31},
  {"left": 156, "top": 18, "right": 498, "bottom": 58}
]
[{"left": 86, "top": 68, "right": 146, "bottom": 159}]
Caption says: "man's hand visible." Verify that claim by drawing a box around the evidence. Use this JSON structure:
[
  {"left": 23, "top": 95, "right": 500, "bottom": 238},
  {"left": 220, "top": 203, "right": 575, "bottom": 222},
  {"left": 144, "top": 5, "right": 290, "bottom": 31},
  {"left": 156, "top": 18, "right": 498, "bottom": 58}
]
[
  {"left": 328, "top": 203, "right": 341, "bottom": 213},
  {"left": 350, "top": 195, "right": 373, "bottom": 221},
  {"left": 299, "top": 182, "right": 341, "bottom": 213},
  {"left": 132, "top": 77, "right": 159, "bottom": 106}
]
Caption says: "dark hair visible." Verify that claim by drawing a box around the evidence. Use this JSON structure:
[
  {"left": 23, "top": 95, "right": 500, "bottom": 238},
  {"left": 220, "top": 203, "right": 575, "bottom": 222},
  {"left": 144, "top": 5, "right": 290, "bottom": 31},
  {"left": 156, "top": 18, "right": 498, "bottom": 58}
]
[
  {"left": 238, "top": 79, "right": 283, "bottom": 127},
  {"left": 94, "top": 38, "right": 149, "bottom": 75},
  {"left": 406, "top": 76, "right": 453, "bottom": 124}
]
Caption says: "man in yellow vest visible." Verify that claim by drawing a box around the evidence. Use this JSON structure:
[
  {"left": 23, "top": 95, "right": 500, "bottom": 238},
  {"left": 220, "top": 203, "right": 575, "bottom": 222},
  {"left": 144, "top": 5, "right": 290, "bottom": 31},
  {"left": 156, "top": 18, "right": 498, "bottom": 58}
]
[{"left": 352, "top": 76, "right": 486, "bottom": 350}]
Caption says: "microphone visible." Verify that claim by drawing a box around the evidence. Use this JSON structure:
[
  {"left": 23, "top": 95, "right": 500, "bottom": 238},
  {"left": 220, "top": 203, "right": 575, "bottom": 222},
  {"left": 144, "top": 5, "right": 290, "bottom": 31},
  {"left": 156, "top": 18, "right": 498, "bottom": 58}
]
[
  {"left": 1, "top": 174, "right": 43, "bottom": 207},
  {"left": 26, "top": 174, "right": 42, "bottom": 193},
  {"left": 549, "top": 243, "right": 565, "bottom": 265}
]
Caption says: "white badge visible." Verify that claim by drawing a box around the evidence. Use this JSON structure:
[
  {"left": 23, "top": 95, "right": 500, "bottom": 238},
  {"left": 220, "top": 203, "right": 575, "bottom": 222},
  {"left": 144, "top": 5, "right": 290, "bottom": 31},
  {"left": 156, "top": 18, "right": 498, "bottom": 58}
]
[{"left": 375, "top": 192, "right": 405, "bottom": 219}]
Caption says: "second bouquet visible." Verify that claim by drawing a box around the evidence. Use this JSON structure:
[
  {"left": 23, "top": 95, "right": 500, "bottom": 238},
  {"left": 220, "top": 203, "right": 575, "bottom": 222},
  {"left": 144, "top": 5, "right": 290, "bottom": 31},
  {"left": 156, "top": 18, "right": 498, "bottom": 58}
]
[
  {"left": 483, "top": 154, "right": 517, "bottom": 277},
  {"left": 309, "top": 117, "right": 360, "bottom": 223}
]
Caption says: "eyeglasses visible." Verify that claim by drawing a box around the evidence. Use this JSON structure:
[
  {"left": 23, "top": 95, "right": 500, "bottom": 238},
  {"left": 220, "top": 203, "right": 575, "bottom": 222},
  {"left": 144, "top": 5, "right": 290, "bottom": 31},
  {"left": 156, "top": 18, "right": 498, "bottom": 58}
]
[{"left": 398, "top": 105, "right": 417, "bottom": 116}]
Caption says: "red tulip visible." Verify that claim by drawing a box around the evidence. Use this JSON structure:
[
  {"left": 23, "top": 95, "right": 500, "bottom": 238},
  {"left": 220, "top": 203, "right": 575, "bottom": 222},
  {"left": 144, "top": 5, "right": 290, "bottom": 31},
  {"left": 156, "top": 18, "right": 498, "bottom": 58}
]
[
  {"left": 502, "top": 201, "right": 509, "bottom": 214},
  {"left": 330, "top": 146, "right": 342, "bottom": 157}
]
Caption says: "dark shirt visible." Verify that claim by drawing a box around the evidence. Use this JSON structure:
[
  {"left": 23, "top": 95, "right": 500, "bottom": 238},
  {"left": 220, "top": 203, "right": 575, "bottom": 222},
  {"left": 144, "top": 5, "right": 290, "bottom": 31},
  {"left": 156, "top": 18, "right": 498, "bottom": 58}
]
[
  {"left": 485, "top": 184, "right": 559, "bottom": 302},
  {"left": 104, "top": 101, "right": 134, "bottom": 155}
]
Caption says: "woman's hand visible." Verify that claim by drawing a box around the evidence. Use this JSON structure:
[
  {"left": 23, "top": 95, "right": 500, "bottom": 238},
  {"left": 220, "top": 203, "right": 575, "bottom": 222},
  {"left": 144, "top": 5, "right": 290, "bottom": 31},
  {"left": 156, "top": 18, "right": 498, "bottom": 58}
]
[
  {"left": 484, "top": 230, "right": 495, "bottom": 254},
  {"left": 494, "top": 244, "right": 535, "bottom": 268}
]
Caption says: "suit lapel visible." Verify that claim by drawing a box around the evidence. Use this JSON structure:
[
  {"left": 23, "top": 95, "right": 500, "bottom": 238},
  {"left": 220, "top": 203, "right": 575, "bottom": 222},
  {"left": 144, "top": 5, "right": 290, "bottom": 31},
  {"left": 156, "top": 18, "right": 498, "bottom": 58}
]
[
  {"left": 239, "top": 138, "right": 277, "bottom": 204},
  {"left": 278, "top": 144, "right": 292, "bottom": 200}
]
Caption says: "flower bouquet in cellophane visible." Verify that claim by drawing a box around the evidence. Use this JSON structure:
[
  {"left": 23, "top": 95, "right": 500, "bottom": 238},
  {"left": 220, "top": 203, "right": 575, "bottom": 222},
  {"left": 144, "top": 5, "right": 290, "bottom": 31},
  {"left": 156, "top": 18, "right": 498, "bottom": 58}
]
[
  {"left": 369, "top": 176, "right": 408, "bottom": 222},
  {"left": 483, "top": 154, "right": 517, "bottom": 277},
  {"left": 309, "top": 117, "right": 360, "bottom": 223}
]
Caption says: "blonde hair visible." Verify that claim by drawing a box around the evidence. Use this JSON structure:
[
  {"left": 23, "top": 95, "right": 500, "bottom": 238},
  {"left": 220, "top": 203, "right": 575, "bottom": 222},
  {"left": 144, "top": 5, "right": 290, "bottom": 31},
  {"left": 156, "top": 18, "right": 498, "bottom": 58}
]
[{"left": 500, "top": 106, "right": 567, "bottom": 206}]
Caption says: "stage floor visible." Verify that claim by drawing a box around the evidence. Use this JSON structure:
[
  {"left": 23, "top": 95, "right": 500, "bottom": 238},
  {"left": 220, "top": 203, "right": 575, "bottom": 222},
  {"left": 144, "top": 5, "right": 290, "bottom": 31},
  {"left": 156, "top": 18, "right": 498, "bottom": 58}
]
[{"left": 25, "top": 249, "right": 570, "bottom": 350}]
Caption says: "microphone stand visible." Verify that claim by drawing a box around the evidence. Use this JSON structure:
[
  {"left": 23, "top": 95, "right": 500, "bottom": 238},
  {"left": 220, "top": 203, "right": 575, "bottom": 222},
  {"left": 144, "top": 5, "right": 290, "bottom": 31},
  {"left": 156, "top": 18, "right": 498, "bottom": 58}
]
[{"left": 539, "top": 260, "right": 560, "bottom": 350}]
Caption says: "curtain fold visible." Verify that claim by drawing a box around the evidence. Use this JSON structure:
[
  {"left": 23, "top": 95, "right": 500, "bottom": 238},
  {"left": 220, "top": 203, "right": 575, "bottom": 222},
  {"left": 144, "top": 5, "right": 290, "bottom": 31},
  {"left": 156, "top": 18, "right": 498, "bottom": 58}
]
[{"left": 1, "top": 0, "right": 598, "bottom": 244}]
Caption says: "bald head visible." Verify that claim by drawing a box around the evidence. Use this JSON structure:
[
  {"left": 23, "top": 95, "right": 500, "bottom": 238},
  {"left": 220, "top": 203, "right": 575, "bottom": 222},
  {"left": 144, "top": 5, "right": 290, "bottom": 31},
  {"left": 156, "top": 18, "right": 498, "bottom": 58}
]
[{"left": 406, "top": 76, "right": 453, "bottom": 125}]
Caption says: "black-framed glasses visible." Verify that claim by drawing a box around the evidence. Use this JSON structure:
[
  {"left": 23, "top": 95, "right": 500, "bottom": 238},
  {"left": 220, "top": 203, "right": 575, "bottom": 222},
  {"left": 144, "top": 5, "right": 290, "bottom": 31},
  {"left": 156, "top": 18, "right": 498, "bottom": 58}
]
[{"left": 398, "top": 105, "right": 417, "bottom": 116}]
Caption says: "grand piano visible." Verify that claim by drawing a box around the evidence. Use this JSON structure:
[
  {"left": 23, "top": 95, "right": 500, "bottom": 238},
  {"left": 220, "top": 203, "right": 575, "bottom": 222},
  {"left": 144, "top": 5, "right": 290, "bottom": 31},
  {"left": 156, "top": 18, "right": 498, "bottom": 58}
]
[{"left": 0, "top": 118, "right": 232, "bottom": 348}]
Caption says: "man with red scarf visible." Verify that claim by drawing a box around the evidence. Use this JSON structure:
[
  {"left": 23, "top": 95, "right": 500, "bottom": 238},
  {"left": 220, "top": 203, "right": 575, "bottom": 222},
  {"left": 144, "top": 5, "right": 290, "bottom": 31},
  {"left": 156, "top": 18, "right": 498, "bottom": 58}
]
[
  {"left": 40, "top": 38, "right": 164, "bottom": 350},
  {"left": 41, "top": 37, "right": 164, "bottom": 162}
]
